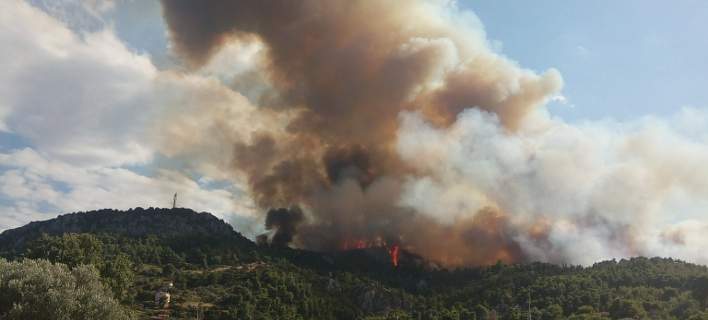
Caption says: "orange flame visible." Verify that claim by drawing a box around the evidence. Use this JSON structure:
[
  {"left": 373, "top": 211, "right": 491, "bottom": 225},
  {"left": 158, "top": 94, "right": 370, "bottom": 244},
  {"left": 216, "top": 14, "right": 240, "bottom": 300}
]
[
  {"left": 341, "top": 239, "right": 400, "bottom": 267},
  {"left": 389, "top": 245, "right": 400, "bottom": 267},
  {"left": 341, "top": 239, "right": 370, "bottom": 250},
  {"left": 355, "top": 240, "right": 367, "bottom": 249}
]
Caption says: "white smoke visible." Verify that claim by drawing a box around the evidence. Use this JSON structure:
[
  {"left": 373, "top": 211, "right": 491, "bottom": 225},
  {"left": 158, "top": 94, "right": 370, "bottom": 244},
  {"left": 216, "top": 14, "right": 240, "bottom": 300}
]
[{"left": 397, "top": 107, "right": 708, "bottom": 265}]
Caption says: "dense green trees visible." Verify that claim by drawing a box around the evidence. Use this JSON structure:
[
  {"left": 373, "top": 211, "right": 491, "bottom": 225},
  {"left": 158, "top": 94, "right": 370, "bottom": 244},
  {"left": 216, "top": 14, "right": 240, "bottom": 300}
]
[
  {"left": 25, "top": 233, "right": 137, "bottom": 303},
  {"left": 12, "top": 237, "right": 708, "bottom": 319},
  {"left": 4, "top": 209, "right": 708, "bottom": 319},
  {"left": 103, "top": 253, "right": 136, "bottom": 302},
  {"left": 0, "top": 258, "right": 134, "bottom": 320}
]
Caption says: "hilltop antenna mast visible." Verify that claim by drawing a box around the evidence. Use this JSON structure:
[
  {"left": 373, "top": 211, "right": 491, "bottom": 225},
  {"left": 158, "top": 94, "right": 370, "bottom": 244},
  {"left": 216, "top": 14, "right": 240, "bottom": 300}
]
[{"left": 172, "top": 193, "right": 177, "bottom": 209}]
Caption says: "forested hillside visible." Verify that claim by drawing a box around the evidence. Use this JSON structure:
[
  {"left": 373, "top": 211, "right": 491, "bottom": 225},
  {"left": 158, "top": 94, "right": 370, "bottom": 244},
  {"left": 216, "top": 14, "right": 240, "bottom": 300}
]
[{"left": 2, "top": 208, "right": 708, "bottom": 320}]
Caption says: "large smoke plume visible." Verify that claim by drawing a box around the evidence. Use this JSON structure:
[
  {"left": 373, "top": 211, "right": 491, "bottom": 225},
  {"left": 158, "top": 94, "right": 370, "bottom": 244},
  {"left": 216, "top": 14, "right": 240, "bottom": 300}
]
[{"left": 158, "top": 0, "right": 708, "bottom": 266}]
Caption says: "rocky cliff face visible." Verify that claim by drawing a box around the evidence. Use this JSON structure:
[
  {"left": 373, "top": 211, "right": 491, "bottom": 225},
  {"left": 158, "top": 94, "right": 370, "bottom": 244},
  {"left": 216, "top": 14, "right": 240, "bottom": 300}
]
[{"left": 0, "top": 207, "right": 252, "bottom": 252}]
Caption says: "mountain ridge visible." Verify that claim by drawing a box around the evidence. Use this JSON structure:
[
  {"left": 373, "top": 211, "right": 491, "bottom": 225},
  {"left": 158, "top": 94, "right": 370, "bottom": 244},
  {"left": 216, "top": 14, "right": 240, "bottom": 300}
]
[
  {"left": 3, "top": 208, "right": 708, "bottom": 319},
  {"left": 0, "top": 207, "right": 252, "bottom": 254}
]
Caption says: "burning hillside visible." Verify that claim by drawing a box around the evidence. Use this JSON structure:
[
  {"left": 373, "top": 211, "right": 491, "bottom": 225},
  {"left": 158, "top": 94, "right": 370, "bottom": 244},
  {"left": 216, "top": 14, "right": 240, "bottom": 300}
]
[
  {"left": 158, "top": 0, "right": 557, "bottom": 267},
  {"left": 156, "top": 0, "right": 708, "bottom": 266}
]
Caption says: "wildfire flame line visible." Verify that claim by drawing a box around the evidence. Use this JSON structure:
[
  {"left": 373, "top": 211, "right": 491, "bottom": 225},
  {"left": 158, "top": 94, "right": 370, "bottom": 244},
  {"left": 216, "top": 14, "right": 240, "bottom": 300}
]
[{"left": 341, "top": 239, "right": 400, "bottom": 267}]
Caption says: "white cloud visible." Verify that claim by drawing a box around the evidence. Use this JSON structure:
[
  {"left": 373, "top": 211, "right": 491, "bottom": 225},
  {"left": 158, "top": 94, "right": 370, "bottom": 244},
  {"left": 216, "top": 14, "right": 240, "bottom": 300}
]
[
  {"left": 0, "top": 1, "right": 260, "bottom": 233},
  {"left": 0, "top": 148, "right": 257, "bottom": 231},
  {"left": 550, "top": 94, "right": 567, "bottom": 104},
  {"left": 0, "top": 0, "right": 156, "bottom": 167},
  {"left": 549, "top": 94, "right": 575, "bottom": 109},
  {"left": 575, "top": 45, "right": 590, "bottom": 57}
]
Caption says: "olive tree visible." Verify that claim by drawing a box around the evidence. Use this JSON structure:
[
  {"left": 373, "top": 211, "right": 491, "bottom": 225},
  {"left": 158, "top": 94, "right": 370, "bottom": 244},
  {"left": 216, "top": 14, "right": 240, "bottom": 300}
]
[{"left": 0, "top": 258, "right": 134, "bottom": 320}]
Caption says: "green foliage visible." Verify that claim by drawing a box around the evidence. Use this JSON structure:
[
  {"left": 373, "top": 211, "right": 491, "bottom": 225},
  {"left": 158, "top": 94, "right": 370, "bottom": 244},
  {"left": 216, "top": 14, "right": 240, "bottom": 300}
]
[
  {"left": 25, "top": 233, "right": 137, "bottom": 302},
  {"left": 26, "top": 233, "right": 103, "bottom": 267},
  {"left": 363, "top": 309, "right": 412, "bottom": 320},
  {"left": 544, "top": 303, "right": 564, "bottom": 320},
  {"left": 103, "top": 253, "right": 136, "bottom": 302},
  {"left": 0, "top": 258, "right": 134, "bottom": 320},
  {"left": 5, "top": 209, "right": 708, "bottom": 319}
]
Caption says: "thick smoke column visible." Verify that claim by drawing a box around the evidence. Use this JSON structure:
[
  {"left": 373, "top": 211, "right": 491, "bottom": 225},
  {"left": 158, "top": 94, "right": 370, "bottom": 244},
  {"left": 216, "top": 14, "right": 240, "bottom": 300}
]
[
  {"left": 263, "top": 207, "right": 304, "bottom": 247},
  {"left": 158, "top": 1, "right": 708, "bottom": 266},
  {"left": 158, "top": 0, "right": 561, "bottom": 265}
]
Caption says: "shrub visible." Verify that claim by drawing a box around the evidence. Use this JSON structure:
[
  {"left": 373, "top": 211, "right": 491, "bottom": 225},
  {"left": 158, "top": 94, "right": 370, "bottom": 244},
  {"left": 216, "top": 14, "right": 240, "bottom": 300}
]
[{"left": 0, "top": 258, "right": 134, "bottom": 320}]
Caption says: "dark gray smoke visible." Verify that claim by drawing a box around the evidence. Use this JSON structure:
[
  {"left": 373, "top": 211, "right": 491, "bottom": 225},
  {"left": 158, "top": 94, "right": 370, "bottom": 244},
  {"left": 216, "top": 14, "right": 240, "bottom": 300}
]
[
  {"left": 159, "top": 0, "right": 562, "bottom": 266},
  {"left": 264, "top": 207, "right": 304, "bottom": 247}
]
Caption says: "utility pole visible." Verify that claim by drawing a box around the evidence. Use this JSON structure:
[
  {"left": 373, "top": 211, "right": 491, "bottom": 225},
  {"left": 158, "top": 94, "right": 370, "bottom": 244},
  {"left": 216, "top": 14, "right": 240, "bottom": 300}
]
[{"left": 172, "top": 193, "right": 177, "bottom": 209}]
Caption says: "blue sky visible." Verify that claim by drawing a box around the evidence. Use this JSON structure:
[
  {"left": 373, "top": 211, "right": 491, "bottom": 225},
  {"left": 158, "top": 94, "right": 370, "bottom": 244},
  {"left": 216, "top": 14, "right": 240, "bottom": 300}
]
[{"left": 468, "top": 0, "right": 708, "bottom": 121}]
